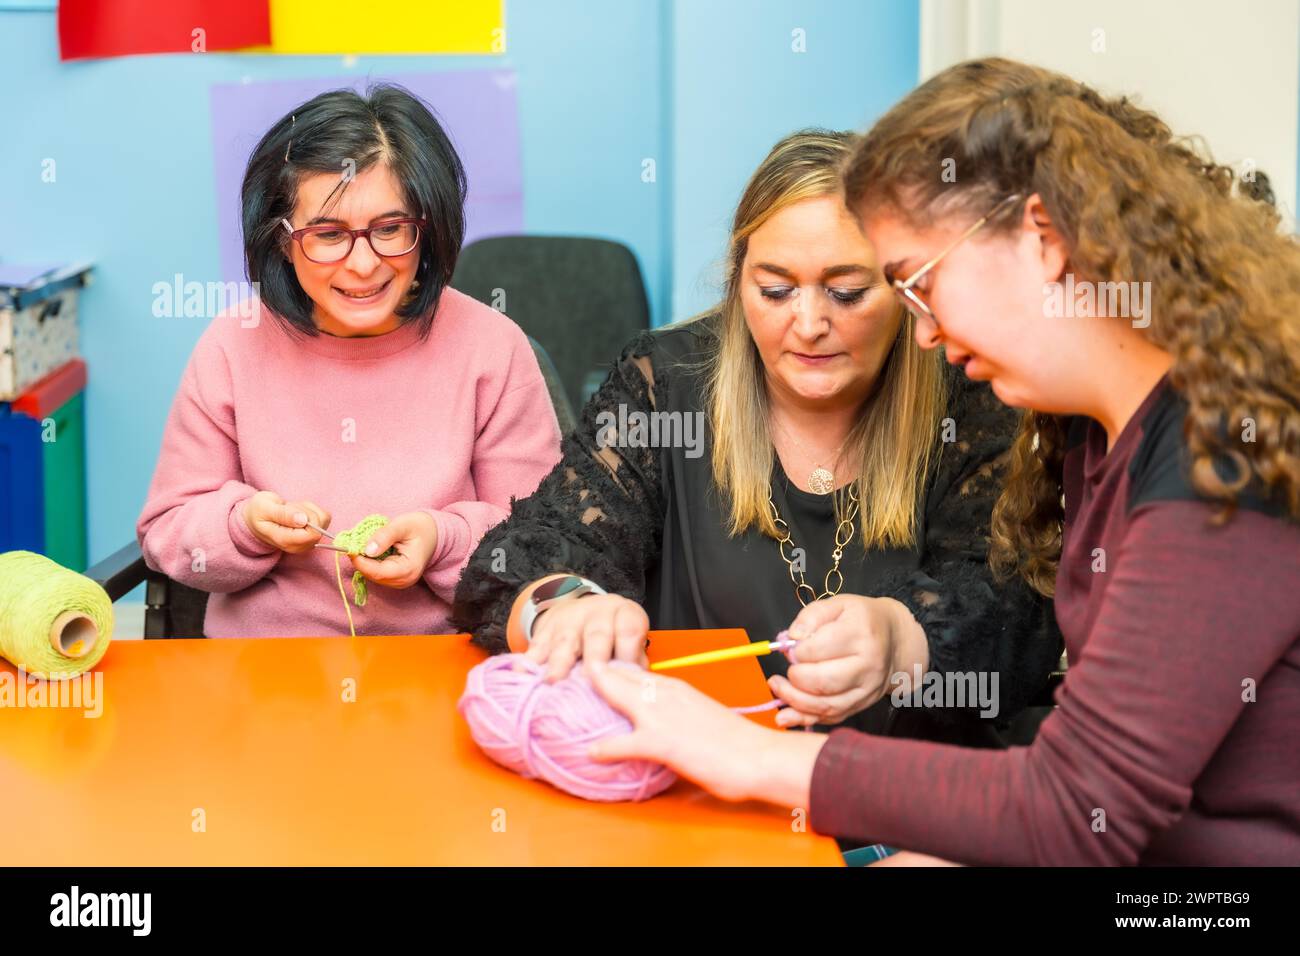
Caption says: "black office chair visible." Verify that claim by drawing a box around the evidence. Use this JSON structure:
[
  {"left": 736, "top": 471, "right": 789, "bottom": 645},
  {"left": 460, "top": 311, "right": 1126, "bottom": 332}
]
[
  {"left": 86, "top": 337, "right": 573, "bottom": 639},
  {"left": 527, "top": 334, "right": 576, "bottom": 434},
  {"left": 452, "top": 236, "right": 652, "bottom": 412}
]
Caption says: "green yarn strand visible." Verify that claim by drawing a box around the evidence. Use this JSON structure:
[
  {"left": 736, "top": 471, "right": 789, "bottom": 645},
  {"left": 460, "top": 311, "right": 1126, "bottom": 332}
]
[{"left": 331, "top": 515, "right": 397, "bottom": 615}]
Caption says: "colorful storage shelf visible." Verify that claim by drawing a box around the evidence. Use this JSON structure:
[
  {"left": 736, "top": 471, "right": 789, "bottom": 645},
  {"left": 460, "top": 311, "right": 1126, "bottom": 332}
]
[
  {"left": 0, "top": 262, "right": 92, "bottom": 401},
  {"left": 0, "top": 259, "right": 92, "bottom": 573},
  {"left": 0, "top": 358, "right": 89, "bottom": 571}
]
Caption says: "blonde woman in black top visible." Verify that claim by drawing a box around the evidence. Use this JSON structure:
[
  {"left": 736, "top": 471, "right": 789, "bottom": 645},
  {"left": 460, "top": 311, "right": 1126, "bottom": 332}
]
[{"left": 453, "top": 129, "right": 1060, "bottom": 740}]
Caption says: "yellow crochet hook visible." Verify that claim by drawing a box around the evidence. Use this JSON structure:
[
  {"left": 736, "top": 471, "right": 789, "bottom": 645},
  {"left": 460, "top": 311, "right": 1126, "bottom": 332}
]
[{"left": 650, "top": 637, "right": 797, "bottom": 672}]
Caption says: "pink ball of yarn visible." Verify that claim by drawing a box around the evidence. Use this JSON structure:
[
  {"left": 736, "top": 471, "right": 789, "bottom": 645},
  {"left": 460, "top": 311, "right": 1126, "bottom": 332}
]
[{"left": 458, "top": 654, "right": 677, "bottom": 802}]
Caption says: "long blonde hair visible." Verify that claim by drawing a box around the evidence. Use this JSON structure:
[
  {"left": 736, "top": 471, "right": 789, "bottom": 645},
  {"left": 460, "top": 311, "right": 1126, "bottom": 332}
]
[{"left": 702, "top": 129, "right": 947, "bottom": 549}]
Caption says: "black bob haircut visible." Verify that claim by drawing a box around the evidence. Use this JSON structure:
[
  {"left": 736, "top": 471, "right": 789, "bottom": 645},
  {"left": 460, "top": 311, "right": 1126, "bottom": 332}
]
[{"left": 241, "top": 82, "right": 467, "bottom": 337}]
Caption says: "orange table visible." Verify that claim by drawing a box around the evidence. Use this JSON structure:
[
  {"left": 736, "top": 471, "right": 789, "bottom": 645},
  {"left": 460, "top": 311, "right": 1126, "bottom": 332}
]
[{"left": 0, "top": 630, "right": 843, "bottom": 866}]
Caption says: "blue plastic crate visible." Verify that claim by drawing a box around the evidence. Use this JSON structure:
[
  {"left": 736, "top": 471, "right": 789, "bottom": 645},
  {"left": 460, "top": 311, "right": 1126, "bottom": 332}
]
[{"left": 0, "top": 402, "right": 46, "bottom": 554}]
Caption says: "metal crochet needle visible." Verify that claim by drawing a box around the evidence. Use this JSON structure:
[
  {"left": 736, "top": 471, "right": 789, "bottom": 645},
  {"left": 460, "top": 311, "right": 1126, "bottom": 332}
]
[{"left": 305, "top": 522, "right": 349, "bottom": 552}]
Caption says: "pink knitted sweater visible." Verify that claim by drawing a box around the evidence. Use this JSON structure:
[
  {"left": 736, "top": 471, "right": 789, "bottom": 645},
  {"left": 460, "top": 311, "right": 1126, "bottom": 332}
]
[{"left": 137, "top": 290, "right": 561, "bottom": 637}]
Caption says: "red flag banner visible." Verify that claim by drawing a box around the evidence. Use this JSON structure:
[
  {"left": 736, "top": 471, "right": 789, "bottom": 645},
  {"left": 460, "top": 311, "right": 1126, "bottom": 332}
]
[{"left": 58, "top": 0, "right": 271, "bottom": 61}]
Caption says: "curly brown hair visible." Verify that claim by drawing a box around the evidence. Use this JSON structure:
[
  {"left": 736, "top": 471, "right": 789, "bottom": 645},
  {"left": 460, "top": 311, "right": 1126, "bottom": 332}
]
[{"left": 841, "top": 57, "right": 1300, "bottom": 596}]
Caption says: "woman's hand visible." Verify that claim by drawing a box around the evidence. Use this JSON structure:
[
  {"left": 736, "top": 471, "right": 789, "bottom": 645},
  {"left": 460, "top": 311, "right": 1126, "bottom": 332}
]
[
  {"left": 349, "top": 511, "right": 439, "bottom": 589},
  {"left": 524, "top": 588, "right": 650, "bottom": 682},
  {"left": 243, "top": 491, "right": 331, "bottom": 554},
  {"left": 770, "top": 594, "right": 927, "bottom": 729},
  {"left": 587, "top": 662, "right": 828, "bottom": 805}
]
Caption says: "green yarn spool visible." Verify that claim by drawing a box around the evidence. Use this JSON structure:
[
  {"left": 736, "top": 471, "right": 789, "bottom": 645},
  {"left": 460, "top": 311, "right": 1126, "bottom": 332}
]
[{"left": 0, "top": 551, "right": 113, "bottom": 679}]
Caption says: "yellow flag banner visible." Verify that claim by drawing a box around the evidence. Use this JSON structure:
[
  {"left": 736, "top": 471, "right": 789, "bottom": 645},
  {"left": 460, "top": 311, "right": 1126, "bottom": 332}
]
[{"left": 243, "top": 0, "right": 505, "bottom": 55}]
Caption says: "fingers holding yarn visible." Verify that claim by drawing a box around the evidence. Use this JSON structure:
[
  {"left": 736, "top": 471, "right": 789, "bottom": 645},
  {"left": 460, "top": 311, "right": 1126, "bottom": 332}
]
[
  {"left": 578, "top": 613, "right": 616, "bottom": 672},
  {"left": 524, "top": 595, "right": 648, "bottom": 681},
  {"left": 786, "top": 652, "right": 870, "bottom": 697},
  {"left": 460, "top": 653, "right": 785, "bottom": 804},
  {"left": 519, "top": 598, "right": 587, "bottom": 677},
  {"left": 585, "top": 662, "right": 773, "bottom": 802},
  {"left": 357, "top": 515, "right": 401, "bottom": 558},
  {"left": 611, "top": 601, "right": 650, "bottom": 667},
  {"left": 350, "top": 550, "right": 415, "bottom": 588},
  {"left": 575, "top": 598, "right": 646, "bottom": 669},
  {"left": 584, "top": 667, "right": 652, "bottom": 764},
  {"left": 458, "top": 655, "right": 676, "bottom": 803},
  {"left": 348, "top": 512, "right": 436, "bottom": 590},
  {"left": 543, "top": 617, "right": 583, "bottom": 683},
  {"left": 584, "top": 659, "right": 645, "bottom": 720},
  {"left": 521, "top": 612, "right": 555, "bottom": 663},
  {"left": 766, "top": 673, "right": 859, "bottom": 727},
  {"left": 766, "top": 673, "right": 829, "bottom": 713},
  {"left": 586, "top": 726, "right": 646, "bottom": 764},
  {"left": 587, "top": 664, "right": 693, "bottom": 739}
]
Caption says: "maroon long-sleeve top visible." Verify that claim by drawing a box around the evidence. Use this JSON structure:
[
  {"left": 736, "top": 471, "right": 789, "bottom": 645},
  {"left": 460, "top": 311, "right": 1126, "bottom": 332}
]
[{"left": 809, "top": 377, "right": 1300, "bottom": 865}]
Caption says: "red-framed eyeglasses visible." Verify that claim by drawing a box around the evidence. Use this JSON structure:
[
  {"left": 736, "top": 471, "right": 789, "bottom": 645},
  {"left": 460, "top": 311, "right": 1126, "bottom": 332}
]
[{"left": 281, "top": 217, "right": 428, "bottom": 264}]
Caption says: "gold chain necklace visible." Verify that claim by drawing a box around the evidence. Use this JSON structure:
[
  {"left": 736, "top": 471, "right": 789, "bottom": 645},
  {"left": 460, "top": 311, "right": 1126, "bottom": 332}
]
[{"left": 768, "top": 483, "right": 860, "bottom": 607}]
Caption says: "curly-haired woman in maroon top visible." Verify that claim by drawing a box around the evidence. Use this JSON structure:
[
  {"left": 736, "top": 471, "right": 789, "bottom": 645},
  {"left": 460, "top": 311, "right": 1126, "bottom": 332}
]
[{"left": 587, "top": 58, "right": 1300, "bottom": 866}]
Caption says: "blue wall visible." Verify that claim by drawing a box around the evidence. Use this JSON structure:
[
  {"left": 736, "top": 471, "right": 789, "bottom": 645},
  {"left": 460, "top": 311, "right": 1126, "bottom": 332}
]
[
  {"left": 0, "top": 0, "right": 918, "bottom": 569},
  {"left": 670, "top": 0, "right": 920, "bottom": 318}
]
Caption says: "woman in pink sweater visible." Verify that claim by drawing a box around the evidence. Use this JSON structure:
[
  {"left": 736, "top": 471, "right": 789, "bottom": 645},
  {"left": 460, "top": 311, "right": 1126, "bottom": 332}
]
[{"left": 137, "top": 84, "right": 561, "bottom": 638}]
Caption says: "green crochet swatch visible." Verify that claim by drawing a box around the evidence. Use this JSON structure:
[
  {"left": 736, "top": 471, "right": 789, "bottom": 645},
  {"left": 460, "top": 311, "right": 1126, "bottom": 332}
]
[{"left": 333, "top": 514, "right": 398, "bottom": 607}]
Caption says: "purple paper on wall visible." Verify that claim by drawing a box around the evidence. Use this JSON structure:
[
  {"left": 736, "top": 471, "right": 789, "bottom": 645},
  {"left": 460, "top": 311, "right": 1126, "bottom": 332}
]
[{"left": 209, "top": 70, "right": 523, "bottom": 283}]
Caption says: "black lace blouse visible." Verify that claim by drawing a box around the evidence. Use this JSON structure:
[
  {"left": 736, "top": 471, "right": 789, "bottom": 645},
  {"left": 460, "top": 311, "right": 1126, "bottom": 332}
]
[{"left": 452, "top": 316, "right": 1062, "bottom": 739}]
